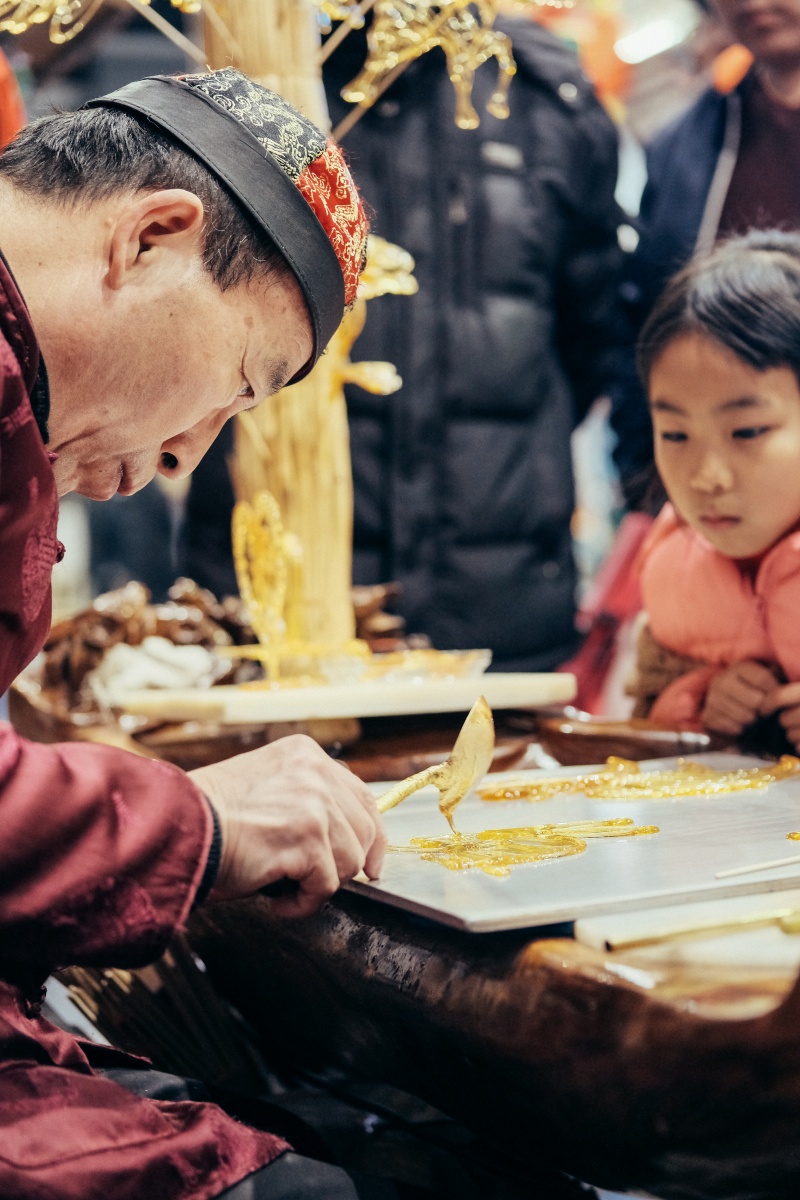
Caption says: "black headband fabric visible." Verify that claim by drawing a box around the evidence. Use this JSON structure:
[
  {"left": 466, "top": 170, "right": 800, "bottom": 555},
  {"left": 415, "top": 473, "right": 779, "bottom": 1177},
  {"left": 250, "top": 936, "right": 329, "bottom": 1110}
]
[{"left": 84, "top": 76, "right": 346, "bottom": 378}]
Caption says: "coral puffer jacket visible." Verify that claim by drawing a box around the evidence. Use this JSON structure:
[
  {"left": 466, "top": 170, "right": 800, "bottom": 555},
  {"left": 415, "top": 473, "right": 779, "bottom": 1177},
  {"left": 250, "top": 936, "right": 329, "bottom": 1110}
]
[{"left": 640, "top": 504, "right": 800, "bottom": 726}]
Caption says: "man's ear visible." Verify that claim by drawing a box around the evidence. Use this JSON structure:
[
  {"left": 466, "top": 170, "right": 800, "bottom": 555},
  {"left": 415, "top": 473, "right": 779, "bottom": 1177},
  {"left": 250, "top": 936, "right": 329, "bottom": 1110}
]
[{"left": 106, "top": 189, "right": 205, "bottom": 290}]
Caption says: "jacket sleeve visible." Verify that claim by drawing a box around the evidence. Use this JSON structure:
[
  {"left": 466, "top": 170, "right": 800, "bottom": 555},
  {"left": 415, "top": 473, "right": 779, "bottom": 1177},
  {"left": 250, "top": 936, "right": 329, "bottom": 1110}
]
[
  {"left": 0, "top": 722, "right": 212, "bottom": 970},
  {"left": 553, "top": 95, "right": 626, "bottom": 425},
  {"left": 607, "top": 144, "right": 672, "bottom": 509},
  {"left": 649, "top": 666, "right": 719, "bottom": 729}
]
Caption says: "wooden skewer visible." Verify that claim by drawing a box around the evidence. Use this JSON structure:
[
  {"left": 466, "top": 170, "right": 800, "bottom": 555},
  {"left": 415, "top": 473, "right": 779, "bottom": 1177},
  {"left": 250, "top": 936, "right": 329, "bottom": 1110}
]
[
  {"left": 201, "top": 0, "right": 247, "bottom": 64},
  {"left": 608, "top": 907, "right": 800, "bottom": 951},
  {"left": 332, "top": 57, "right": 410, "bottom": 140},
  {"left": 715, "top": 854, "right": 800, "bottom": 879},
  {"left": 123, "top": 0, "right": 208, "bottom": 63},
  {"left": 318, "top": 0, "right": 376, "bottom": 65}
]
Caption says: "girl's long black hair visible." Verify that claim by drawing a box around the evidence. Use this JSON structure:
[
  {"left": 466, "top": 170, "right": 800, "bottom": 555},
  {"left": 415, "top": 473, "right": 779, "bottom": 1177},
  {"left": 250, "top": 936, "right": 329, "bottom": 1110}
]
[{"left": 638, "top": 230, "right": 800, "bottom": 387}]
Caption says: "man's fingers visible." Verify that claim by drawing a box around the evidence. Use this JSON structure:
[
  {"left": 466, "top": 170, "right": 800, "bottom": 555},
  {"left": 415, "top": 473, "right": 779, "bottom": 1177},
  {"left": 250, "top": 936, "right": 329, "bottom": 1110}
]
[
  {"left": 326, "top": 765, "right": 386, "bottom": 879},
  {"left": 364, "top": 821, "right": 387, "bottom": 880},
  {"left": 191, "top": 735, "right": 388, "bottom": 908}
]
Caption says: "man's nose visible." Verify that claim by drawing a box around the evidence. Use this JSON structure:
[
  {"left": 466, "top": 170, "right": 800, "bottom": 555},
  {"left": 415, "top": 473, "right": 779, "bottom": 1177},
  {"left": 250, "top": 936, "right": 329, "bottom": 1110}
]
[
  {"left": 690, "top": 449, "right": 734, "bottom": 494},
  {"left": 158, "top": 413, "right": 228, "bottom": 479}
]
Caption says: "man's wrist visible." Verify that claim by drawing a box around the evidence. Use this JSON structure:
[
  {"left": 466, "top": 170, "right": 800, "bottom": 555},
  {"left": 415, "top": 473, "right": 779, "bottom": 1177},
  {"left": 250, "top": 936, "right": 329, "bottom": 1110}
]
[{"left": 193, "top": 797, "right": 223, "bottom": 907}]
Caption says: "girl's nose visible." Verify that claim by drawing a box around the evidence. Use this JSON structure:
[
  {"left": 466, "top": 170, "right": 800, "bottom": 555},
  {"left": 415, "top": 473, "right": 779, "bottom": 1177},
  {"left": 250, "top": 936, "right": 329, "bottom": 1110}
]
[{"left": 690, "top": 451, "right": 734, "bottom": 494}]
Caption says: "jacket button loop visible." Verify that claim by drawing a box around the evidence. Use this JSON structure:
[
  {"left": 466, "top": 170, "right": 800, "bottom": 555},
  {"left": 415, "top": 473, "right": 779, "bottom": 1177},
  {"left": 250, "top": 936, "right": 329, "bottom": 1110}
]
[{"left": 558, "top": 82, "right": 579, "bottom": 103}]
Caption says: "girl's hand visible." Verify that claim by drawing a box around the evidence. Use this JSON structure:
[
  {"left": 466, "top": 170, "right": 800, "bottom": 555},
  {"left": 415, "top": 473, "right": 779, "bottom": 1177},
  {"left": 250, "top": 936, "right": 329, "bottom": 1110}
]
[
  {"left": 760, "top": 683, "right": 800, "bottom": 753},
  {"left": 701, "top": 661, "right": 780, "bottom": 736}
]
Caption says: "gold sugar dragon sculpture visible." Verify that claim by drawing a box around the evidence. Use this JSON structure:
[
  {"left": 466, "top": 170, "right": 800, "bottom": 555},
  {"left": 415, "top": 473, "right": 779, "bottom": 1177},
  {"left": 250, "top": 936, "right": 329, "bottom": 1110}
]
[
  {"left": 316, "top": 0, "right": 365, "bottom": 29},
  {"left": 231, "top": 486, "right": 368, "bottom": 680},
  {"left": 340, "top": 0, "right": 516, "bottom": 130},
  {"left": 232, "top": 234, "right": 417, "bottom": 658},
  {"left": 0, "top": 0, "right": 198, "bottom": 40}
]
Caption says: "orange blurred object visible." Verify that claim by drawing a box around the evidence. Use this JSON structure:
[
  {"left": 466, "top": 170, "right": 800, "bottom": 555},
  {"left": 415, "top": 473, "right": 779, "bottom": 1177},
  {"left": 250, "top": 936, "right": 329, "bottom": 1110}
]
[
  {"left": 533, "top": 1, "right": 631, "bottom": 111},
  {"left": 0, "top": 49, "right": 25, "bottom": 149},
  {"left": 711, "top": 42, "right": 753, "bottom": 93}
]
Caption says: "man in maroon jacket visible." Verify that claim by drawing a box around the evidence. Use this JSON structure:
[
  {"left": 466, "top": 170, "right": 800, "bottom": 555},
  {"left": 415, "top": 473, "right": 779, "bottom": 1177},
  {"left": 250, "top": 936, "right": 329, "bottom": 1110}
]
[{"left": 0, "top": 69, "right": 384, "bottom": 1199}]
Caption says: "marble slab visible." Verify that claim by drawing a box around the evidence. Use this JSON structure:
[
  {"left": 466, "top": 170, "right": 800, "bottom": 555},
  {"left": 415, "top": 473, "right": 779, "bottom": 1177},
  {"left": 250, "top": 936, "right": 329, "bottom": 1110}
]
[{"left": 346, "top": 754, "right": 800, "bottom": 933}]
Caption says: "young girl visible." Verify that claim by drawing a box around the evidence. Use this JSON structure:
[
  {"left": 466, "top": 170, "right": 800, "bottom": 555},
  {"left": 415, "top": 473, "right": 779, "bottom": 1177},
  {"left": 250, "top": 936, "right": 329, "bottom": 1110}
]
[{"left": 629, "top": 230, "right": 800, "bottom": 750}]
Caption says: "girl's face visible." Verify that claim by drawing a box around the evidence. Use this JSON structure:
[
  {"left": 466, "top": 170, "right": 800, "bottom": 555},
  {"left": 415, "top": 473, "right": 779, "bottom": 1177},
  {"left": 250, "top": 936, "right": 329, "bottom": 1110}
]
[{"left": 649, "top": 332, "right": 800, "bottom": 558}]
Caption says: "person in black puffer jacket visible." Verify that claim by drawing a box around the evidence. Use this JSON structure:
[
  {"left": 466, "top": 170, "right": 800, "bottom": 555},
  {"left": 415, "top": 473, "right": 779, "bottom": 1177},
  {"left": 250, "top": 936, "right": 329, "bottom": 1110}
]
[{"left": 183, "top": 18, "right": 625, "bottom": 670}]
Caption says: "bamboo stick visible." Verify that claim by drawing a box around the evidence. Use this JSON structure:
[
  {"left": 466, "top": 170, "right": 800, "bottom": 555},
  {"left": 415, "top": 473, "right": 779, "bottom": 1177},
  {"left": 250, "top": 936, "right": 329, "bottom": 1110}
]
[
  {"left": 318, "top": 0, "right": 376, "bottom": 65},
  {"left": 123, "top": 0, "right": 208, "bottom": 63}
]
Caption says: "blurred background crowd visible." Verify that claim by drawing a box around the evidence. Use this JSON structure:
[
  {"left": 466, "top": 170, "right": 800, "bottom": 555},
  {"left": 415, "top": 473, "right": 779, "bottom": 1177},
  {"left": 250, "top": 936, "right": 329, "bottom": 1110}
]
[{"left": 1, "top": 0, "right": 792, "bottom": 715}]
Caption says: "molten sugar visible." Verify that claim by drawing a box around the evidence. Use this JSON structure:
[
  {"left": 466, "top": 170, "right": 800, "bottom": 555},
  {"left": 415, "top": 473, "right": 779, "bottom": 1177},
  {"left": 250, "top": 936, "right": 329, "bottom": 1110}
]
[
  {"left": 477, "top": 755, "right": 800, "bottom": 804},
  {"left": 390, "top": 818, "right": 659, "bottom": 877}
]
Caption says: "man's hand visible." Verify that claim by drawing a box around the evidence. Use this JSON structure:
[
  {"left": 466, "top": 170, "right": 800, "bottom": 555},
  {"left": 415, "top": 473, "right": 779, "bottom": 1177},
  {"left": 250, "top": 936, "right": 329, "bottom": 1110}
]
[
  {"left": 189, "top": 735, "right": 386, "bottom": 917},
  {"left": 701, "top": 661, "right": 780, "bottom": 736},
  {"left": 760, "top": 683, "right": 800, "bottom": 753}
]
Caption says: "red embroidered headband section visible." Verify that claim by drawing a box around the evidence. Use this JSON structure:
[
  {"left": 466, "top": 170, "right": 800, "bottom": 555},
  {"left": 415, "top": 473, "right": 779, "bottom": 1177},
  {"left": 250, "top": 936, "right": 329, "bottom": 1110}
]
[{"left": 84, "top": 69, "right": 369, "bottom": 375}]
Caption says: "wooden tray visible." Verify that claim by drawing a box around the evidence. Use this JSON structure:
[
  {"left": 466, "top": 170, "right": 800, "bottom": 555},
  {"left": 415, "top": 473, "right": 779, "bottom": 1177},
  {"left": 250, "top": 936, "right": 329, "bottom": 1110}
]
[{"left": 115, "top": 671, "right": 576, "bottom": 724}]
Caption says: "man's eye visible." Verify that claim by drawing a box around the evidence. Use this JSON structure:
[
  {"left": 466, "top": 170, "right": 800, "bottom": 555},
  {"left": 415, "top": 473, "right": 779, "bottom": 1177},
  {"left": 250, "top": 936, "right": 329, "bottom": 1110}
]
[
  {"left": 238, "top": 382, "right": 255, "bottom": 399},
  {"left": 732, "top": 425, "right": 771, "bottom": 440},
  {"left": 660, "top": 430, "right": 687, "bottom": 443}
]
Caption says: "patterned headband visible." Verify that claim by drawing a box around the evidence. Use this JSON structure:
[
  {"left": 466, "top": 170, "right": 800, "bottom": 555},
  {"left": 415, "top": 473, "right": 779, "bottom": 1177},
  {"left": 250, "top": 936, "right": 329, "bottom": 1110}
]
[{"left": 84, "top": 69, "right": 368, "bottom": 381}]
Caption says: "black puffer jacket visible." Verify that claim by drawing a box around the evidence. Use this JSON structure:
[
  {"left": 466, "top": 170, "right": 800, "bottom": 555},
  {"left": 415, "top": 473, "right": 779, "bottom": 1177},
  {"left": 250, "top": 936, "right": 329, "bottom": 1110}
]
[
  {"left": 329, "top": 20, "right": 623, "bottom": 668},
  {"left": 184, "top": 21, "right": 623, "bottom": 669}
]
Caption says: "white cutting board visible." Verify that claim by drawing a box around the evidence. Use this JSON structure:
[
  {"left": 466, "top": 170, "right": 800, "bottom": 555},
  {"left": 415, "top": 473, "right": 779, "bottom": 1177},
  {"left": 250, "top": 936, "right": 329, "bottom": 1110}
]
[{"left": 117, "top": 671, "right": 576, "bottom": 724}]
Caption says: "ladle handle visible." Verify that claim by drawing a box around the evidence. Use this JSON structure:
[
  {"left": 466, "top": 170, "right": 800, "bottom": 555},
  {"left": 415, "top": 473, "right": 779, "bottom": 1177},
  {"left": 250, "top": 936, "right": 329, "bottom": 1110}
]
[{"left": 377, "top": 764, "right": 443, "bottom": 814}]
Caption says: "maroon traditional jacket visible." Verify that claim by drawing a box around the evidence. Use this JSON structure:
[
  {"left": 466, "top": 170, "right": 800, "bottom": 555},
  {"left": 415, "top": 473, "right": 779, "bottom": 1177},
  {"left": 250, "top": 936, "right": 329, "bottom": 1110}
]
[{"left": 0, "top": 256, "right": 288, "bottom": 1197}]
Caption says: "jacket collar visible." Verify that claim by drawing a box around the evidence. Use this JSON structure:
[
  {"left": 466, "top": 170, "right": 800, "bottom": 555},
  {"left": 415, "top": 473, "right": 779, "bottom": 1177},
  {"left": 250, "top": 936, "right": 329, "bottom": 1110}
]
[{"left": 0, "top": 248, "right": 50, "bottom": 442}]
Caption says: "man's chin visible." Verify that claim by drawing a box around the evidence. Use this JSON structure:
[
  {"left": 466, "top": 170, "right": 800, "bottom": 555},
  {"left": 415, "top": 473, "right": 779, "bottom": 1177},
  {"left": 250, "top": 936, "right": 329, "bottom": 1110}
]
[
  {"left": 74, "top": 464, "right": 125, "bottom": 501},
  {"left": 116, "top": 475, "right": 152, "bottom": 497},
  {"left": 70, "top": 464, "right": 154, "bottom": 501}
]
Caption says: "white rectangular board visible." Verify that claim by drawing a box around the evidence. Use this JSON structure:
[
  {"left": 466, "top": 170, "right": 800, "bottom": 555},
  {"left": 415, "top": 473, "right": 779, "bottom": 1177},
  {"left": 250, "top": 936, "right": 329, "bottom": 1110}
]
[
  {"left": 345, "top": 754, "right": 800, "bottom": 933},
  {"left": 575, "top": 889, "right": 800, "bottom": 969},
  {"left": 117, "top": 671, "right": 576, "bottom": 724}
]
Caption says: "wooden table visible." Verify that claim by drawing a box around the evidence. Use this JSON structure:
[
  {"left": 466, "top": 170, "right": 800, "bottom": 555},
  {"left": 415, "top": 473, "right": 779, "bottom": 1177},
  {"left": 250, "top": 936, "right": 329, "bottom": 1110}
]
[{"left": 190, "top": 883, "right": 800, "bottom": 1200}]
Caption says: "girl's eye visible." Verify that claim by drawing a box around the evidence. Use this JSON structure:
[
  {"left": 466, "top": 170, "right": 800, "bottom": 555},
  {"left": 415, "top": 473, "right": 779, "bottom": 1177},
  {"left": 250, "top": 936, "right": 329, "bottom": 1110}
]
[
  {"left": 732, "top": 425, "right": 771, "bottom": 440},
  {"left": 660, "top": 431, "right": 687, "bottom": 443}
]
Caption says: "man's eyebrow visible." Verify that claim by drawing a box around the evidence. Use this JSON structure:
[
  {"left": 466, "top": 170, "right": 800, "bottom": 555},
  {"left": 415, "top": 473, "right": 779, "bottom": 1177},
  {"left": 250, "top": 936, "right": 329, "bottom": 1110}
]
[{"left": 266, "top": 359, "right": 291, "bottom": 395}]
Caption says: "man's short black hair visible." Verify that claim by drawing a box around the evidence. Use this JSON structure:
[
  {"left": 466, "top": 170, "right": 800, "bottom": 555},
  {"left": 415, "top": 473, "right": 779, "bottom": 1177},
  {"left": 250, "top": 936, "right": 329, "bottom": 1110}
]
[{"left": 0, "top": 105, "right": 291, "bottom": 292}]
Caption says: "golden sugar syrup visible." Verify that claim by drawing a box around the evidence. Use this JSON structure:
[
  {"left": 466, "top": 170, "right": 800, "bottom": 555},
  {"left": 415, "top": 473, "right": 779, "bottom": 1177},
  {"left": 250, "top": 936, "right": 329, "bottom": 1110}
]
[{"left": 390, "top": 818, "right": 659, "bottom": 877}]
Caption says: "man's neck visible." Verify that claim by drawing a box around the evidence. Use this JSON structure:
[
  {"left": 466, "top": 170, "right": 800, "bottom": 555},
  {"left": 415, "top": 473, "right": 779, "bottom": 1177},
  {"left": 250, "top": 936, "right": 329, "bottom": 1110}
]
[
  {"left": 0, "top": 218, "right": 52, "bottom": 443},
  {"left": 757, "top": 59, "right": 800, "bottom": 108},
  {"left": 0, "top": 180, "right": 41, "bottom": 308}
]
